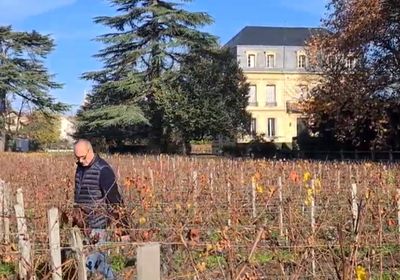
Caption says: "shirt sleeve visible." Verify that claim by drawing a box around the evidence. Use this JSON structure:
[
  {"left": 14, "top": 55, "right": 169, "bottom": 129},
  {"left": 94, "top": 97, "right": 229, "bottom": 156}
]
[{"left": 99, "top": 167, "right": 123, "bottom": 204}]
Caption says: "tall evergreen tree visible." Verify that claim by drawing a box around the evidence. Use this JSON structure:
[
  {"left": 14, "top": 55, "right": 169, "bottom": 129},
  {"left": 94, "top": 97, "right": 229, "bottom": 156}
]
[
  {"left": 161, "top": 48, "right": 250, "bottom": 154},
  {"left": 0, "top": 26, "right": 67, "bottom": 151},
  {"left": 80, "top": 0, "right": 217, "bottom": 151}
]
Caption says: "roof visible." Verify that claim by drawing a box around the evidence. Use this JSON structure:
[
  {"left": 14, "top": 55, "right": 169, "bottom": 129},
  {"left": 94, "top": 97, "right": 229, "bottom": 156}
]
[{"left": 225, "top": 26, "right": 326, "bottom": 47}]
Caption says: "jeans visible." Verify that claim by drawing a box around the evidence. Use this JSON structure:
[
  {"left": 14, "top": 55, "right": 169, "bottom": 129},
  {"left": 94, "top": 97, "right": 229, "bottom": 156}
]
[{"left": 86, "top": 229, "right": 115, "bottom": 279}]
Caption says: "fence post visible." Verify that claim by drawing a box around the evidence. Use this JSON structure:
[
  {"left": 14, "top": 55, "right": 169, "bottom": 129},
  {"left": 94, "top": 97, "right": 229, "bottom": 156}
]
[
  {"left": 137, "top": 243, "right": 160, "bottom": 280},
  {"left": 70, "top": 228, "right": 87, "bottom": 280},
  {"left": 14, "top": 188, "right": 32, "bottom": 279},
  {"left": 48, "top": 207, "right": 62, "bottom": 280}
]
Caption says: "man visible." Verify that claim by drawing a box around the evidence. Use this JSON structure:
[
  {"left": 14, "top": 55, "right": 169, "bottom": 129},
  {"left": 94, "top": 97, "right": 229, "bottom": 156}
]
[{"left": 73, "top": 139, "right": 122, "bottom": 279}]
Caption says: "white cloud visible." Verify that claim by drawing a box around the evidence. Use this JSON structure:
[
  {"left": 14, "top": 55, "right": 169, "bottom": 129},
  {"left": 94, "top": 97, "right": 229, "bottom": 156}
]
[{"left": 0, "top": 0, "right": 77, "bottom": 23}]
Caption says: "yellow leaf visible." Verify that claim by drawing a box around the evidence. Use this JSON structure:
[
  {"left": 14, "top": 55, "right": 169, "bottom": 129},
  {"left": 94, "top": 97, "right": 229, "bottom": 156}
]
[
  {"left": 139, "top": 217, "right": 146, "bottom": 225},
  {"left": 304, "top": 188, "right": 314, "bottom": 206},
  {"left": 256, "top": 184, "right": 264, "bottom": 194},
  {"left": 356, "top": 265, "right": 367, "bottom": 280},
  {"left": 303, "top": 172, "right": 312, "bottom": 182}
]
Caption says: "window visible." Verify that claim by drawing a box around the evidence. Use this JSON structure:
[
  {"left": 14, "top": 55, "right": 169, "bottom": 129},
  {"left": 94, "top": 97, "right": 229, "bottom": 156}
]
[
  {"left": 298, "top": 54, "right": 307, "bottom": 68},
  {"left": 266, "top": 85, "right": 277, "bottom": 106},
  {"left": 266, "top": 54, "right": 275, "bottom": 68},
  {"left": 250, "top": 118, "right": 257, "bottom": 135},
  {"left": 248, "top": 85, "right": 257, "bottom": 106},
  {"left": 267, "top": 118, "right": 276, "bottom": 138},
  {"left": 247, "top": 54, "right": 255, "bottom": 67}
]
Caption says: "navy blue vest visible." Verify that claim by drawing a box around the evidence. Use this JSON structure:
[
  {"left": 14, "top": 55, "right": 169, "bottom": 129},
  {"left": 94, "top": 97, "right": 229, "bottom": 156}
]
[{"left": 74, "top": 155, "right": 111, "bottom": 229}]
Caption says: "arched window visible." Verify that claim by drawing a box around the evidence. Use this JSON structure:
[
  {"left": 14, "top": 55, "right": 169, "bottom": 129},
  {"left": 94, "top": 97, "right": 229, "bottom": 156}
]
[{"left": 298, "top": 54, "right": 307, "bottom": 68}]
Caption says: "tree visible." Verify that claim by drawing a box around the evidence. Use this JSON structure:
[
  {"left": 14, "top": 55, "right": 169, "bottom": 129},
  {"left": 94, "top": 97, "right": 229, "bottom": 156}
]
[
  {"left": 305, "top": 0, "right": 400, "bottom": 150},
  {"left": 0, "top": 26, "right": 68, "bottom": 151},
  {"left": 80, "top": 0, "right": 217, "bottom": 151},
  {"left": 161, "top": 48, "right": 250, "bottom": 154},
  {"left": 20, "top": 112, "right": 61, "bottom": 150},
  {"left": 75, "top": 103, "right": 149, "bottom": 148}
]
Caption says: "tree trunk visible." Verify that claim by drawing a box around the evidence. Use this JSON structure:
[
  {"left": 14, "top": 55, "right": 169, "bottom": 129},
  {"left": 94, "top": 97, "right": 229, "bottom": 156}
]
[
  {"left": 181, "top": 140, "right": 191, "bottom": 155},
  {"left": 0, "top": 130, "right": 5, "bottom": 152}
]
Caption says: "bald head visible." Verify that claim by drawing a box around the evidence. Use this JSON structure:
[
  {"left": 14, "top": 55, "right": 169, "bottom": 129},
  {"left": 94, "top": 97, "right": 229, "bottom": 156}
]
[
  {"left": 74, "top": 139, "right": 95, "bottom": 166},
  {"left": 74, "top": 139, "right": 93, "bottom": 151}
]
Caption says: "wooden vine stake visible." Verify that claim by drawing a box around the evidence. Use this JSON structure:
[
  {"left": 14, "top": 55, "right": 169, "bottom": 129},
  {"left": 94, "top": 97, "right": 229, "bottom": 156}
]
[
  {"left": 0, "top": 180, "right": 10, "bottom": 243},
  {"left": 278, "top": 176, "right": 284, "bottom": 238},
  {"left": 251, "top": 177, "right": 257, "bottom": 219},
  {"left": 227, "top": 181, "right": 231, "bottom": 227},
  {"left": 48, "top": 207, "right": 62, "bottom": 280},
  {"left": 14, "top": 188, "right": 32, "bottom": 279},
  {"left": 397, "top": 188, "right": 400, "bottom": 235},
  {"left": 70, "top": 228, "right": 87, "bottom": 280},
  {"left": 310, "top": 180, "right": 316, "bottom": 278},
  {"left": 351, "top": 183, "right": 358, "bottom": 232}
]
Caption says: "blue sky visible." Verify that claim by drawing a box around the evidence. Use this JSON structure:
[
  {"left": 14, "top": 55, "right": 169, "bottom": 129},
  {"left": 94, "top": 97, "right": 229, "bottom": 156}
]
[{"left": 0, "top": 0, "right": 328, "bottom": 114}]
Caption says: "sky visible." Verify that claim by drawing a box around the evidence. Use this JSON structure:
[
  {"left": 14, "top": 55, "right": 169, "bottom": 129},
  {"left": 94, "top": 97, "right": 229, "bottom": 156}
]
[{"left": 0, "top": 0, "right": 328, "bottom": 114}]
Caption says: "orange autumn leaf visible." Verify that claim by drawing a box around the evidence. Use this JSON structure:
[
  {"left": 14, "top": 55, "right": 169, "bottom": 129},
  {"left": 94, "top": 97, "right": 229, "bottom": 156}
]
[{"left": 289, "top": 170, "right": 299, "bottom": 183}]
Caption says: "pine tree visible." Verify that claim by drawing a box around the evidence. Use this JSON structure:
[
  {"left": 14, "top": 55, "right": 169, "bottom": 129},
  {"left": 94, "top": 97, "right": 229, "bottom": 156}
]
[
  {"left": 80, "top": 0, "right": 217, "bottom": 151},
  {"left": 0, "top": 26, "right": 67, "bottom": 151}
]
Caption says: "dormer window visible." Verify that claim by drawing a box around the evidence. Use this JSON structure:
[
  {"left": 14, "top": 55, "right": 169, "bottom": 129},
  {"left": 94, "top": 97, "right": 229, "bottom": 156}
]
[
  {"left": 247, "top": 54, "right": 255, "bottom": 68},
  {"left": 266, "top": 53, "right": 275, "bottom": 68},
  {"left": 298, "top": 54, "right": 307, "bottom": 68}
]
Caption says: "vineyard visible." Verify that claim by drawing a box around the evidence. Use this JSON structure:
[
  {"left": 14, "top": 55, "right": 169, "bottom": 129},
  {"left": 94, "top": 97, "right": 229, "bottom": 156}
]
[{"left": 0, "top": 153, "right": 399, "bottom": 279}]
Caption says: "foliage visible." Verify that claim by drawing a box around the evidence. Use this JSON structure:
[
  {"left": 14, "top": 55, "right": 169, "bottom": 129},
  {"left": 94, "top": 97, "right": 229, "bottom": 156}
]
[
  {"left": 110, "top": 254, "right": 126, "bottom": 272},
  {"left": 0, "top": 26, "right": 68, "bottom": 115},
  {"left": 0, "top": 262, "right": 14, "bottom": 277},
  {"left": 160, "top": 48, "right": 250, "bottom": 153},
  {"left": 305, "top": 0, "right": 400, "bottom": 150},
  {"left": 79, "top": 0, "right": 217, "bottom": 151},
  {"left": 20, "top": 111, "right": 61, "bottom": 149},
  {"left": 0, "top": 25, "right": 68, "bottom": 151},
  {"left": 75, "top": 104, "right": 149, "bottom": 144}
]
